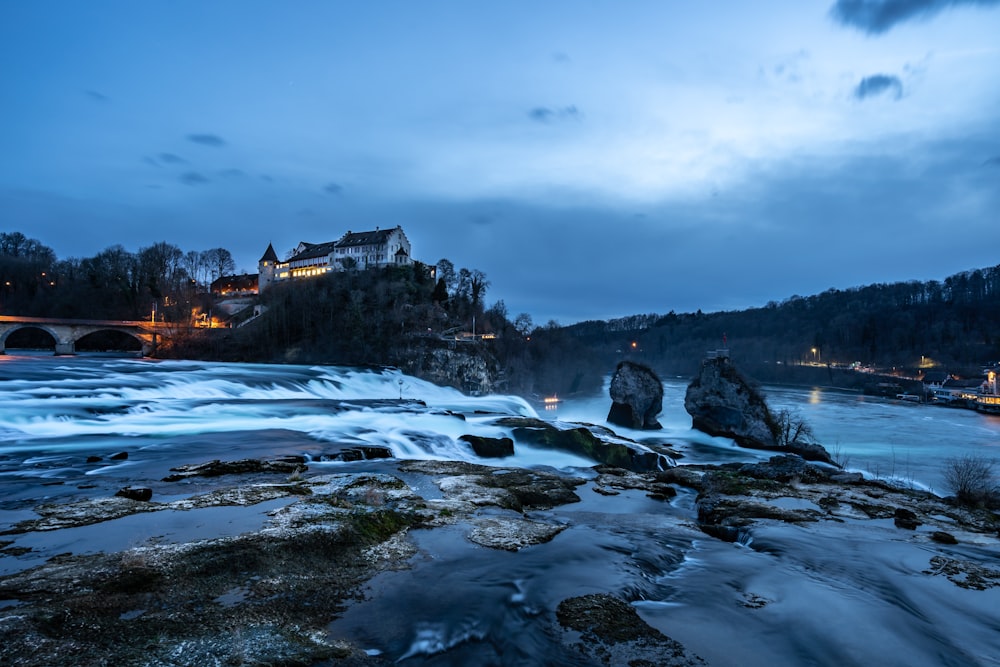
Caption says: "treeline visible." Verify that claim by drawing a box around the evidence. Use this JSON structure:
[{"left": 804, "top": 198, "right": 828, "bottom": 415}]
[
  {"left": 0, "top": 231, "right": 237, "bottom": 321},
  {"left": 543, "top": 264, "right": 1000, "bottom": 381}
]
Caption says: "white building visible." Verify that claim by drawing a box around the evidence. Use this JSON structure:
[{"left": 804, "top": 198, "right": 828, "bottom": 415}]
[{"left": 258, "top": 226, "right": 412, "bottom": 291}]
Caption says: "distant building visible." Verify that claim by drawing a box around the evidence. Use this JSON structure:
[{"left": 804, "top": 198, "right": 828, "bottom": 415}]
[
  {"left": 211, "top": 273, "right": 260, "bottom": 297},
  {"left": 258, "top": 226, "right": 412, "bottom": 292}
]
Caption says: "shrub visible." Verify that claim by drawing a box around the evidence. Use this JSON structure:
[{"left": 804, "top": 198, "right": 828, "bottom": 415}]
[{"left": 943, "top": 454, "right": 998, "bottom": 507}]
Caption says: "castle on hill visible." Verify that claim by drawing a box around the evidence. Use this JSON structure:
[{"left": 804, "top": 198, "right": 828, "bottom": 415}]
[{"left": 257, "top": 225, "right": 412, "bottom": 292}]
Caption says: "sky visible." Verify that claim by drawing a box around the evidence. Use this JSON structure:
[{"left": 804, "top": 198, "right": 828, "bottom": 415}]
[{"left": 2, "top": 1, "right": 999, "bottom": 326}]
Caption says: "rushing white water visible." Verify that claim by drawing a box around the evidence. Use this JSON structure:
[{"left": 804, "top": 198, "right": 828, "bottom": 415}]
[{"left": 2, "top": 355, "right": 1000, "bottom": 666}]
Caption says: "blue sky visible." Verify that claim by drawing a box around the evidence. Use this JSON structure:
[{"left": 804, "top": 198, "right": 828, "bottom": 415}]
[{"left": 2, "top": 1, "right": 999, "bottom": 325}]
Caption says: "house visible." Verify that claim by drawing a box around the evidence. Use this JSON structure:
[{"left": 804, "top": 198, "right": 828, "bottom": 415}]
[
  {"left": 211, "top": 273, "right": 260, "bottom": 297},
  {"left": 258, "top": 225, "right": 412, "bottom": 292}
]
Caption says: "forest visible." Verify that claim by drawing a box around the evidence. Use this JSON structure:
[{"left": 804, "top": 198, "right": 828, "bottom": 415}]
[{"left": 3, "top": 230, "right": 1000, "bottom": 396}]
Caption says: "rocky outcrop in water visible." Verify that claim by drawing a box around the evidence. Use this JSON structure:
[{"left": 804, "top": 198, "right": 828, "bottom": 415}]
[
  {"left": 495, "top": 417, "right": 672, "bottom": 471},
  {"left": 556, "top": 593, "right": 707, "bottom": 666},
  {"left": 685, "top": 355, "right": 834, "bottom": 464},
  {"left": 399, "top": 341, "right": 498, "bottom": 395},
  {"left": 607, "top": 361, "right": 664, "bottom": 430}
]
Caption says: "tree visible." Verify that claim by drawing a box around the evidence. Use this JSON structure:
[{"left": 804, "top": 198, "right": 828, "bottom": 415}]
[
  {"left": 183, "top": 250, "right": 208, "bottom": 288},
  {"left": 435, "top": 259, "right": 456, "bottom": 292},
  {"left": 771, "top": 409, "right": 816, "bottom": 447},
  {"left": 431, "top": 277, "right": 449, "bottom": 305},
  {"left": 514, "top": 313, "right": 534, "bottom": 337},
  {"left": 202, "top": 247, "right": 236, "bottom": 281},
  {"left": 944, "top": 454, "right": 998, "bottom": 507},
  {"left": 469, "top": 269, "right": 490, "bottom": 310}
]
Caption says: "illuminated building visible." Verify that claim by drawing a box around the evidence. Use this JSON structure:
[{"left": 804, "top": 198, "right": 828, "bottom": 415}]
[{"left": 258, "top": 226, "right": 412, "bottom": 292}]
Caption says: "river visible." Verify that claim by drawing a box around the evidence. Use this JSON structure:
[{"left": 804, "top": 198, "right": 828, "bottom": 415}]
[{"left": 2, "top": 355, "right": 999, "bottom": 665}]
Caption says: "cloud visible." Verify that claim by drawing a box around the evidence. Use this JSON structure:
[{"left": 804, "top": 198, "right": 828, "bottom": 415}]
[
  {"left": 528, "top": 105, "right": 581, "bottom": 123},
  {"left": 854, "top": 74, "right": 903, "bottom": 100},
  {"left": 158, "top": 153, "right": 187, "bottom": 165},
  {"left": 179, "top": 172, "right": 210, "bottom": 185},
  {"left": 186, "top": 133, "right": 227, "bottom": 147},
  {"left": 830, "top": 0, "right": 1000, "bottom": 35},
  {"left": 323, "top": 182, "right": 344, "bottom": 195},
  {"left": 84, "top": 90, "right": 109, "bottom": 103}
]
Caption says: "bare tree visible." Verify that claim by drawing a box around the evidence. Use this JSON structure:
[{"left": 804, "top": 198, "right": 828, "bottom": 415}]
[
  {"left": 943, "top": 454, "right": 998, "bottom": 506},
  {"left": 202, "top": 247, "right": 236, "bottom": 281},
  {"left": 771, "top": 408, "right": 816, "bottom": 447}
]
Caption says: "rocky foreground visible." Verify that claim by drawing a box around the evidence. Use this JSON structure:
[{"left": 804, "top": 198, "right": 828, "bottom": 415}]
[{"left": 1, "top": 438, "right": 998, "bottom": 665}]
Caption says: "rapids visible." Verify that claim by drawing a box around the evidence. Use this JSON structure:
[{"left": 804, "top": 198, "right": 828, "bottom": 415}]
[{"left": 2, "top": 355, "right": 999, "bottom": 665}]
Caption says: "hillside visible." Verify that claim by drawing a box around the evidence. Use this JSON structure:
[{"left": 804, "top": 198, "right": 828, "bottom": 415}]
[{"left": 532, "top": 263, "right": 1000, "bottom": 387}]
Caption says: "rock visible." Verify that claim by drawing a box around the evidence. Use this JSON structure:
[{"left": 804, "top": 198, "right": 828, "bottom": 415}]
[
  {"left": 467, "top": 517, "right": 566, "bottom": 551},
  {"left": 115, "top": 487, "right": 153, "bottom": 502},
  {"left": 607, "top": 361, "right": 664, "bottom": 430},
  {"left": 497, "top": 417, "right": 669, "bottom": 472},
  {"left": 86, "top": 455, "right": 102, "bottom": 463},
  {"left": 321, "top": 446, "right": 393, "bottom": 462},
  {"left": 654, "top": 466, "right": 705, "bottom": 490},
  {"left": 400, "top": 460, "right": 585, "bottom": 512},
  {"left": 685, "top": 356, "right": 833, "bottom": 464},
  {"left": 459, "top": 434, "right": 514, "bottom": 458},
  {"left": 685, "top": 356, "right": 775, "bottom": 446},
  {"left": 830, "top": 471, "right": 865, "bottom": 484},
  {"left": 556, "top": 593, "right": 706, "bottom": 666},
  {"left": 162, "top": 456, "right": 307, "bottom": 481},
  {"left": 931, "top": 531, "right": 958, "bottom": 544},
  {"left": 894, "top": 507, "right": 921, "bottom": 530},
  {"left": 739, "top": 455, "right": 830, "bottom": 484},
  {"left": 110, "top": 452, "right": 129, "bottom": 460}
]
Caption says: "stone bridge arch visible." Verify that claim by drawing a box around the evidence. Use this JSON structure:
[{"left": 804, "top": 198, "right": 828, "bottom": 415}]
[{"left": 0, "top": 319, "right": 158, "bottom": 356}]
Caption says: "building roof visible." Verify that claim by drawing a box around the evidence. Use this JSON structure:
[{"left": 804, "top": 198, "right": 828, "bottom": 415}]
[
  {"left": 259, "top": 243, "right": 279, "bottom": 264},
  {"left": 288, "top": 241, "right": 339, "bottom": 262},
  {"left": 336, "top": 227, "right": 396, "bottom": 248},
  {"left": 281, "top": 227, "right": 406, "bottom": 263}
]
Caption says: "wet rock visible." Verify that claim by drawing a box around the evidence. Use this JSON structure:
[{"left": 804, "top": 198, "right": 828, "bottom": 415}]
[
  {"left": 467, "top": 517, "right": 566, "bottom": 551},
  {"left": 322, "top": 446, "right": 393, "bottom": 462},
  {"left": 925, "top": 556, "right": 1000, "bottom": 590},
  {"left": 114, "top": 487, "right": 152, "bottom": 502},
  {"left": 697, "top": 496, "right": 821, "bottom": 531},
  {"left": 739, "top": 455, "right": 830, "bottom": 484},
  {"left": 109, "top": 452, "right": 128, "bottom": 461},
  {"left": 830, "top": 471, "right": 864, "bottom": 484},
  {"left": 654, "top": 466, "right": 705, "bottom": 490},
  {"left": 646, "top": 484, "right": 677, "bottom": 500},
  {"left": 85, "top": 455, "right": 102, "bottom": 463},
  {"left": 459, "top": 434, "right": 514, "bottom": 458},
  {"left": 497, "top": 417, "right": 668, "bottom": 472},
  {"left": 607, "top": 361, "right": 664, "bottom": 430},
  {"left": 894, "top": 507, "right": 921, "bottom": 530},
  {"left": 162, "top": 456, "right": 307, "bottom": 481},
  {"left": 556, "top": 593, "right": 706, "bottom": 666},
  {"left": 931, "top": 531, "right": 958, "bottom": 544},
  {"left": 698, "top": 523, "right": 746, "bottom": 543}
]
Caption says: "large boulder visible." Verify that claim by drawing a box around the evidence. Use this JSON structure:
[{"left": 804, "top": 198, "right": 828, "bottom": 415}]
[
  {"left": 685, "top": 356, "right": 834, "bottom": 464},
  {"left": 684, "top": 356, "right": 774, "bottom": 447},
  {"left": 607, "top": 361, "right": 663, "bottom": 430}
]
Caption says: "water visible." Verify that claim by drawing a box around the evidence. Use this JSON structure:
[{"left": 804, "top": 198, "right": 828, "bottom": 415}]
[{"left": 2, "top": 356, "right": 999, "bottom": 665}]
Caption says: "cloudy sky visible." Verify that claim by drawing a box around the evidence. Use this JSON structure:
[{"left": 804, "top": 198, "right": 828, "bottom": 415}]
[{"left": 2, "top": 1, "right": 999, "bottom": 325}]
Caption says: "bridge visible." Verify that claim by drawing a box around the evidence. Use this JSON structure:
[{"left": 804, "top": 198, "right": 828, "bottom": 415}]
[{"left": 0, "top": 315, "right": 173, "bottom": 356}]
